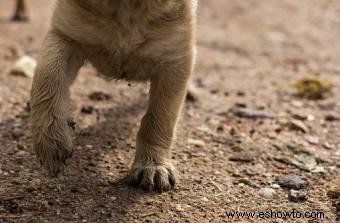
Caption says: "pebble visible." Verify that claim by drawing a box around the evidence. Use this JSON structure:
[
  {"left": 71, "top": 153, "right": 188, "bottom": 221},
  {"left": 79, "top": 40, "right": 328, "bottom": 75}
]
[
  {"left": 238, "top": 178, "right": 252, "bottom": 185},
  {"left": 307, "top": 136, "right": 319, "bottom": 145},
  {"left": 230, "top": 107, "right": 274, "bottom": 119},
  {"left": 81, "top": 105, "right": 95, "bottom": 114},
  {"left": 187, "top": 138, "right": 206, "bottom": 147},
  {"left": 15, "top": 150, "right": 27, "bottom": 156},
  {"left": 201, "top": 197, "right": 209, "bottom": 202},
  {"left": 327, "top": 189, "right": 340, "bottom": 199},
  {"left": 276, "top": 175, "right": 309, "bottom": 190},
  {"left": 16, "top": 143, "right": 27, "bottom": 150},
  {"left": 259, "top": 187, "right": 276, "bottom": 199},
  {"left": 265, "top": 31, "right": 287, "bottom": 43},
  {"left": 3, "top": 200, "right": 23, "bottom": 214},
  {"left": 88, "top": 91, "right": 111, "bottom": 101},
  {"left": 325, "top": 114, "right": 340, "bottom": 121},
  {"left": 10, "top": 55, "right": 37, "bottom": 78},
  {"left": 288, "top": 189, "right": 308, "bottom": 202},
  {"left": 85, "top": 144, "right": 93, "bottom": 149},
  {"left": 229, "top": 152, "right": 254, "bottom": 163},
  {"left": 12, "top": 129, "right": 24, "bottom": 139},
  {"left": 231, "top": 145, "right": 244, "bottom": 152},
  {"left": 323, "top": 142, "right": 335, "bottom": 150},
  {"left": 271, "top": 184, "right": 281, "bottom": 189},
  {"left": 311, "top": 166, "right": 326, "bottom": 173},
  {"left": 186, "top": 89, "right": 199, "bottom": 103},
  {"left": 289, "top": 120, "right": 309, "bottom": 133},
  {"left": 291, "top": 100, "right": 304, "bottom": 108}
]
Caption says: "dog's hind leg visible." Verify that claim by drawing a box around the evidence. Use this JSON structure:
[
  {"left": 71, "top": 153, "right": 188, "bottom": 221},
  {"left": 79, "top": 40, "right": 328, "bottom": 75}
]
[{"left": 31, "top": 31, "right": 85, "bottom": 176}]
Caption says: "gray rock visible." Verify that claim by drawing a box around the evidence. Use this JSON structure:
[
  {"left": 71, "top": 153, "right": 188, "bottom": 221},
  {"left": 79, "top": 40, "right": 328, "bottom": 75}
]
[
  {"left": 229, "top": 152, "right": 254, "bottom": 163},
  {"left": 276, "top": 175, "right": 309, "bottom": 190}
]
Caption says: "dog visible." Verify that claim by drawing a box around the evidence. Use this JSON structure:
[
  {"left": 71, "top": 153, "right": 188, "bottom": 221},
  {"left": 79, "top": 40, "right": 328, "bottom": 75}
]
[
  {"left": 30, "top": 0, "right": 197, "bottom": 192},
  {"left": 12, "top": 0, "right": 28, "bottom": 21}
]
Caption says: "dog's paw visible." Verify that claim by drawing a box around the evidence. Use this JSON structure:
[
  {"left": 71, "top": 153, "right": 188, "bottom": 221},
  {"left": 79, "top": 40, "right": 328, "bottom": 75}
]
[
  {"left": 36, "top": 145, "right": 73, "bottom": 177},
  {"left": 12, "top": 13, "right": 29, "bottom": 22},
  {"left": 129, "top": 162, "right": 176, "bottom": 192},
  {"left": 34, "top": 142, "right": 72, "bottom": 177},
  {"left": 33, "top": 120, "right": 73, "bottom": 177}
]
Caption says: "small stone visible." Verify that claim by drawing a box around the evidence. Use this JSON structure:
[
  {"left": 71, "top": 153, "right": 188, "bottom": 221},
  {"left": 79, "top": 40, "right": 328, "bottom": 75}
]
[
  {"left": 12, "top": 129, "right": 24, "bottom": 139},
  {"left": 85, "top": 145, "right": 93, "bottom": 149},
  {"left": 327, "top": 189, "right": 340, "bottom": 199},
  {"left": 265, "top": 31, "right": 287, "bottom": 43},
  {"left": 271, "top": 184, "right": 281, "bottom": 189},
  {"left": 186, "top": 90, "right": 199, "bottom": 103},
  {"left": 230, "top": 107, "right": 274, "bottom": 119},
  {"left": 88, "top": 91, "right": 111, "bottom": 101},
  {"left": 295, "top": 76, "right": 332, "bottom": 100},
  {"left": 3, "top": 200, "right": 24, "bottom": 214},
  {"left": 307, "top": 136, "right": 319, "bottom": 145},
  {"left": 67, "top": 119, "right": 76, "bottom": 130},
  {"left": 259, "top": 187, "right": 276, "bottom": 199},
  {"left": 238, "top": 178, "right": 251, "bottom": 185},
  {"left": 27, "top": 179, "right": 42, "bottom": 192},
  {"left": 288, "top": 189, "right": 308, "bottom": 202},
  {"left": 237, "top": 91, "right": 246, "bottom": 96},
  {"left": 16, "top": 143, "right": 27, "bottom": 150},
  {"left": 291, "top": 100, "right": 304, "bottom": 108},
  {"left": 323, "top": 142, "right": 335, "bottom": 150},
  {"left": 10, "top": 55, "right": 37, "bottom": 78},
  {"left": 325, "top": 114, "right": 340, "bottom": 121},
  {"left": 276, "top": 175, "right": 309, "bottom": 190},
  {"left": 81, "top": 105, "right": 94, "bottom": 114},
  {"left": 201, "top": 197, "right": 209, "bottom": 202},
  {"left": 307, "top": 114, "right": 316, "bottom": 121},
  {"left": 289, "top": 120, "right": 309, "bottom": 133},
  {"left": 231, "top": 145, "right": 244, "bottom": 152},
  {"left": 16, "top": 111, "right": 30, "bottom": 119},
  {"left": 311, "top": 166, "right": 326, "bottom": 173},
  {"left": 175, "top": 204, "right": 184, "bottom": 212},
  {"left": 267, "top": 132, "right": 277, "bottom": 139},
  {"left": 229, "top": 152, "right": 254, "bottom": 163},
  {"left": 15, "top": 150, "right": 27, "bottom": 156},
  {"left": 187, "top": 138, "right": 205, "bottom": 147}
]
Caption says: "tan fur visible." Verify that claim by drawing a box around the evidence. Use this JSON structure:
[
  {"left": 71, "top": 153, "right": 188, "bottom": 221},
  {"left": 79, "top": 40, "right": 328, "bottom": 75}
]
[
  {"left": 31, "top": 0, "right": 196, "bottom": 192},
  {"left": 12, "top": 0, "right": 28, "bottom": 21}
]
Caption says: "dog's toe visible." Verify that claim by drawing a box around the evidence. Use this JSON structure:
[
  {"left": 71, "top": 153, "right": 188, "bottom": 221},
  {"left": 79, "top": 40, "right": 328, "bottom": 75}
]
[{"left": 129, "top": 163, "right": 176, "bottom": 192}]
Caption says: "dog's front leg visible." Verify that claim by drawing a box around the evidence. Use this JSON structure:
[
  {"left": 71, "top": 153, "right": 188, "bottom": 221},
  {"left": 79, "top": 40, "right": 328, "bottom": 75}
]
[
  {"left": 129, "top": 63, "right": 191, "bottom": 192},
  {"left": 31, "top": 31, "right": 84, "bottom": 176},
  {"left": 12, "top": 0, "right": 28, "bottom": 21}
]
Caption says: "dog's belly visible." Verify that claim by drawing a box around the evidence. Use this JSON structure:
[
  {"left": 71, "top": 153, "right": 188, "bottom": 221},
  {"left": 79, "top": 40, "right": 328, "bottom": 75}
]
[
  {"left": 82, "top": 44, "right": 160, "bottom": 82},
  {"left": 52, "top": 0, "right": 194, "bottom": 81}
]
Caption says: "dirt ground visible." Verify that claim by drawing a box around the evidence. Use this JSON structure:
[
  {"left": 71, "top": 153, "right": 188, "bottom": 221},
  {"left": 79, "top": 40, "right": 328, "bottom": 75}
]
[{"left": 0, "top": 0, "right": 339, "bottom": 222}]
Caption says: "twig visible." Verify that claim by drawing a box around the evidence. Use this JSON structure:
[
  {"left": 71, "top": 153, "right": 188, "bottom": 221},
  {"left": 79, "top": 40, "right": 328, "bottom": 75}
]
[
  {"left": 139, "top": 212, "right": 158, "bottom": 218},
  {"left": 1, "top": 196, "right": 25, "bottom": 201},
  {"left": 209, "top": 179, "right": 223, "bottom": 192},
  {"left": 0, "top": 214, "right": 32, "bottom": 219}
]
